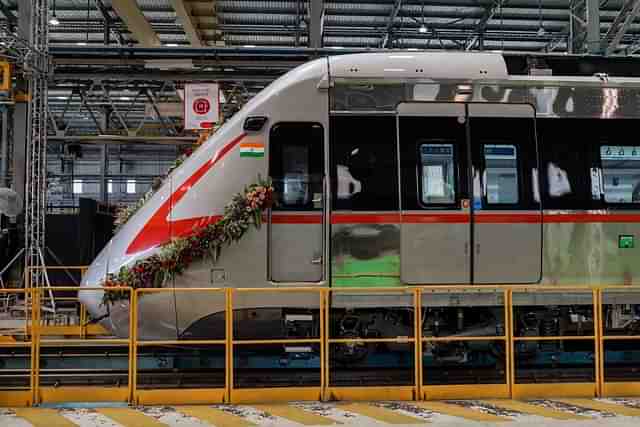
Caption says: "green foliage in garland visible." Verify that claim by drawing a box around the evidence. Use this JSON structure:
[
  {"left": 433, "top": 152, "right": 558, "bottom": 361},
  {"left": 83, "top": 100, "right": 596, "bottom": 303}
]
[{"left": 102, "top": 177, "right": 273, "bottom": 305}]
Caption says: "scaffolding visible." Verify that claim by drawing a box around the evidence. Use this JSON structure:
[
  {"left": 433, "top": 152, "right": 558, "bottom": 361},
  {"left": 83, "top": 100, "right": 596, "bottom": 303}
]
[{"left": 23, "top": 0, "right": 54, "bottom": 308}]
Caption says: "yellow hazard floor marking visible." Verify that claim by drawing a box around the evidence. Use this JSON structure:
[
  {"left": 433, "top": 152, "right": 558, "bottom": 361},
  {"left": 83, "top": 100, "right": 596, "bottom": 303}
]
[
  {"left": 413, "top": 401, "right": 511, "bottom": 422},
  {"left": 13, "top": 408, "right": 78, "bottom": 427},
  {"left": 482, "top": 399, "right": 591, "bottom": 420},
  {"left": 96, "top": 407, "right": 167, "bottom": 427},
  {"left": 554, "top": 399, "right": 640, "bottom": 417},
  {"left": 251, "top": 404, "right": 339, "bottom": 425},
  {"left": 339, "top": 403, "right": 424, "bottom": 424},
  {"left": 177, "top": 405, "right": 256, "bottom": 427}
]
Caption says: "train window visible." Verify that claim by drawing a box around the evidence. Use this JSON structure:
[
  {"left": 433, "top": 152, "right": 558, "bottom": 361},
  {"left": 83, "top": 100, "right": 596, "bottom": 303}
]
[
  {"left": 269, "top": 123, "right": 324, "bottom": 210},
  {"left": 537, "top": 119, "right": 591, "bottom": 210},
  {"left": 483, "top": 145, "right": 519, "bottom": 204},
  {"left": 600, "top": 145, "right": 640, "bottom": 203},
  {"left": 330, "top": 116, "right": 398, "bottom": 211},
  {"left": 419, "top": 143, "right": 456, "bottom": 205}
]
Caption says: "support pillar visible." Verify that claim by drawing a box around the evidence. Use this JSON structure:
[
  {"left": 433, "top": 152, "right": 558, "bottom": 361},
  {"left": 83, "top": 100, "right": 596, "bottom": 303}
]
[
  {"left": 586, "top": 0, "right": 601, "bottom": 54},
  {"left": 12, "top": 1, "right": 31, "bottom": 202},
  {"left": 1, "top": 108, "right": 9, "bottom": 187},
  {"left": 309, "top": 0, "right": 324, "bottom": 49}
]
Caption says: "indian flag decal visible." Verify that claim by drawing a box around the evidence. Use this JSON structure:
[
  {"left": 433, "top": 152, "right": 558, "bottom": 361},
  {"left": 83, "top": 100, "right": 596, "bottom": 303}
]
[{"left": 239, "top": 142, "right": 265, "bottom": 158}]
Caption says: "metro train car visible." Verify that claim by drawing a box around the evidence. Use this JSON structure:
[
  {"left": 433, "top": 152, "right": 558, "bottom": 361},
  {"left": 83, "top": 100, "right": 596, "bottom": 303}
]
[{"left": 80, "top": 52, "right": 640, "bottom": 385}]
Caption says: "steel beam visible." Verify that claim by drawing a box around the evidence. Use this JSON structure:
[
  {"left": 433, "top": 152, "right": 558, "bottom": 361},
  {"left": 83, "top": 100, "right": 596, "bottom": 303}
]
[
  {"left": 308, "top": 0, "right": 324, "bottom": 48},
  {"left": 48, "top": 135, "right": 196, "bottom": 144},
  {"left": 170, "top": 0, "right": 203, "bottom": 47},
  {"left": 585, "top": 0, "right": 601, "bottom": 54},
  {"left": 95, "top": 0, "right": 126, "bottom": 45},
  {"left": 603, "top": 0, "right": 640, "bottom": 55},
  {"left": 381, "top": 0, "right": 403, "bottom": 48},
  {"left": 111, "top": 0, "right": 161, "bottom": 47},
  {"left": 466, "top": 0, "right": 504, "bottom": 51}
]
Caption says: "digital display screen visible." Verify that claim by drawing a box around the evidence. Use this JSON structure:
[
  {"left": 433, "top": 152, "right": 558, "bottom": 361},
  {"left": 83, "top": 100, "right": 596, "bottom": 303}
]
[
  {"left": 619, "top": 235, "right": 635, "bottom": 249},
  {"left": 421, "top": 145, "right": 453, "bottom": 157}
]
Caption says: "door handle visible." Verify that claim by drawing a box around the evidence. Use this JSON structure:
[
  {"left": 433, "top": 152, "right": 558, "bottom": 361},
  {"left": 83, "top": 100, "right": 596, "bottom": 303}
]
[
  {"left": 464, "top": 242, "right": 469, "bottom": 255},
  {"left": 311, "top": 257, "right": 323, "bottom": 265},
  {"left": 476, "top": 243, "right": 480, "bottom": 254}
]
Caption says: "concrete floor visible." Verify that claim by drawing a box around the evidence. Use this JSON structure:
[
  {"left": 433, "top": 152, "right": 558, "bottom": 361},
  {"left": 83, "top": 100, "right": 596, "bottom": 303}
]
[{"left": 2, "top": 398, "right": 640, "bottom": 426}]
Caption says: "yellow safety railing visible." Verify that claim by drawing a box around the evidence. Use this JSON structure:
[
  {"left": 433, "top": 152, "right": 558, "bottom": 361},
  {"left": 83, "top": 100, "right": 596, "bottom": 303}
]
[
  {"left": 419, "top": 287, "right": 510, "bottom": 400},
  {"left": 32, "top": 286, "right": 133, "bottom": 405},
  {"left": 0, "top": 288, "right": 32, "bottom": 406},
  {"left": 133, "top": 287, "right": 227, "bottom": 405},
  {"left": 509, "top": 287, "right": 600, "bottom": 399},
  {"left": 326, "top": 287, "right": 418, "bottom": 401},
  {"left": 599, "top": 287, "right": 640, "bottom": 397},
  {"left": 0, "top": 61, "right": 10, "bottom": 92},
  {"left": 3, "top": 272, "right": 640, "bottom": 406}
]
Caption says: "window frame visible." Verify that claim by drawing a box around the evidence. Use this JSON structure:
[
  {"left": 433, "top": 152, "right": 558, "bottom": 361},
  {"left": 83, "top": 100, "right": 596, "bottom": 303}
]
[
  {"left": 597, "top": 143, "right": 640, "bottom": 209},
  {"left": 329, "top": 115, "right": 399, "bottom": 212},
  {"left": 416, "top": 139, "right": 460, "bottom": 209},
  {"left": 269, "top": 121, "right": 325, "bottom": 212},
  {"left": 481, "top": 143, "right": 521, "bottom": 207}
]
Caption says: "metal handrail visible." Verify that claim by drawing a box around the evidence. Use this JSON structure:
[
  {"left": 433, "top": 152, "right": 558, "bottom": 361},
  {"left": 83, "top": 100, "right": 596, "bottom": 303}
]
[{"left": 2, "top": 280, "right": 640, "bottom": 405}]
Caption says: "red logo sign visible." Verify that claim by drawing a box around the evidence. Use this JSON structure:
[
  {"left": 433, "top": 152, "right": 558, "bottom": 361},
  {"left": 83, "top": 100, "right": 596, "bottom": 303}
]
[{"left": 193, "top": 98, "right": 211, "bottom": 115}]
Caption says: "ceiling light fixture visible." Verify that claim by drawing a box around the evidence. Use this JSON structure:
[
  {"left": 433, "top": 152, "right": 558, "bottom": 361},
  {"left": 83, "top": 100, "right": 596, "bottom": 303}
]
[
  {"left": 418, "top": 1, "right": 427, "bottom": 33},
  {"left": 49, "top": 0, "right": 59, "bottom": 25}
]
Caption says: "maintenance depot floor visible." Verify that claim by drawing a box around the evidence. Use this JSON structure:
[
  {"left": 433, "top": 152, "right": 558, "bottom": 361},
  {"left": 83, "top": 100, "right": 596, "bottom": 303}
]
[{"left": 3, "top": 399, "right": 640, "bottom": 427}]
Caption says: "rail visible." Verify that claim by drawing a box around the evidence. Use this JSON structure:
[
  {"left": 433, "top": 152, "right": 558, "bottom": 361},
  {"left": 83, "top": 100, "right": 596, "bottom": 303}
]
[{"left": 0, "top": 268, "right": 639, "bottom": 405}]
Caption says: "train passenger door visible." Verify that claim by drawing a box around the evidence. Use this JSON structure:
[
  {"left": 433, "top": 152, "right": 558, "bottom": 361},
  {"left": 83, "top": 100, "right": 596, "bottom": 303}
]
[
  {"left": 397, "top": 103, "right": 541, "bottom": 285},
  {"left": 268, "top": 122, "right": 325, "bottom": 282},
  {"left": 398, "top": 103, "right": 471, "bottom": 284},
  {"left": 468, "top": 104, "right": 542, "bottom": 284}
]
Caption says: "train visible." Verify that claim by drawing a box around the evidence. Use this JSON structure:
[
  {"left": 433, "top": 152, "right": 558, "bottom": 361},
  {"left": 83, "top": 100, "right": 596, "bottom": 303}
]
[{"left": 79, "top": 52, "right": 640, "bottom": 385}]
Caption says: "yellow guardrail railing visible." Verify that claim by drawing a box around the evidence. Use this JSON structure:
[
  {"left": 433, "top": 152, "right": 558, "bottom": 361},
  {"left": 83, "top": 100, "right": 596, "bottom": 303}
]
[{"left": 1, "top": 268, "right": 640, "bottom": 406}]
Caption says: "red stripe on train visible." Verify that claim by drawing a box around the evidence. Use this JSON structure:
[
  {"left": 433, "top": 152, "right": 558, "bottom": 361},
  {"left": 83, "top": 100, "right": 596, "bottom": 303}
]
[
  {"left": 281, "top": 212, "right": 640, "bottom": 224},
  {"left": 272, "top": 214, "right": 323, "bottom": 224},
  {"left": 126, "top": 133, "right": 246, "bottom": 254},
  {"left": 543, "top": 213, "right": 640, "bottom": 223},
  {"left": 475, "top": 213, "right": 541, "bottom": 224}
]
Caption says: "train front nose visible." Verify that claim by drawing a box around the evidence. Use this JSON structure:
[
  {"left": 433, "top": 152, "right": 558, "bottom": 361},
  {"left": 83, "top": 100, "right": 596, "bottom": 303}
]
[
  {"left": 78, "top": 240, "right": 130, "bottom": 336},
  {"left": 79, "top": 227, "right": 184, "bottom": 340}
]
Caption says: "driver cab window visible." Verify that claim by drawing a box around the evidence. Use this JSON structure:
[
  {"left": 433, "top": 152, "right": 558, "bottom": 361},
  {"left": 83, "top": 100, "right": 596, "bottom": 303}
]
[{"left": 269, "top": 123, "right": 324, "bottom": 210}]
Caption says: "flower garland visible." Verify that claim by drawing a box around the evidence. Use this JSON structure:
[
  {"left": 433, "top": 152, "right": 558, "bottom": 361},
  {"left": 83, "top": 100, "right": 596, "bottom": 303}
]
[{"left": 102, "top": 177, "right": 274, "bottom": 305}]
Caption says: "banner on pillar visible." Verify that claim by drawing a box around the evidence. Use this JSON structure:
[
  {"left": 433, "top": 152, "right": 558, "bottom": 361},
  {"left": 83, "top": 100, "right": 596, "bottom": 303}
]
[{"left": 184, "top": 83, "right": 219, "bottom": 129}]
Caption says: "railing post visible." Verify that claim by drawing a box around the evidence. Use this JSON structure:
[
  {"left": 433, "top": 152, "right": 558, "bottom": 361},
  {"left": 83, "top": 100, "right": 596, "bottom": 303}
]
[
  {"left": 506, "top": 288, "right": 514, "bottom": 398},
  {"left": 319, "top": 288, "right": 327, "bottom": 401},
  {"left": 225, "top": 288, "right": 233, "bottom": 403},
  {"left": 414, "top": 288, "right": 423, "bottom": 400},
  {"left": 129, "top": 288, "right": 137, "bottom": 404},
  {"left": 594, "top": 288, "right": 603, "bottom": 397}
]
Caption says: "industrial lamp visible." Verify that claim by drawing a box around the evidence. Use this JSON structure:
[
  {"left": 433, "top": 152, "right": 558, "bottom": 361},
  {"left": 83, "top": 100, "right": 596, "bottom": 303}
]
[{"left": 49, "top": 0, "right": 60, "bottom": 26}]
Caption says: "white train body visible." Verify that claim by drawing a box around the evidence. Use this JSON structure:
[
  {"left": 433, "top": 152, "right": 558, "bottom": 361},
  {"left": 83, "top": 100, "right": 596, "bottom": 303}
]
[{"left": 80, "top": 52, "right": 640, "bottom": 339}]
